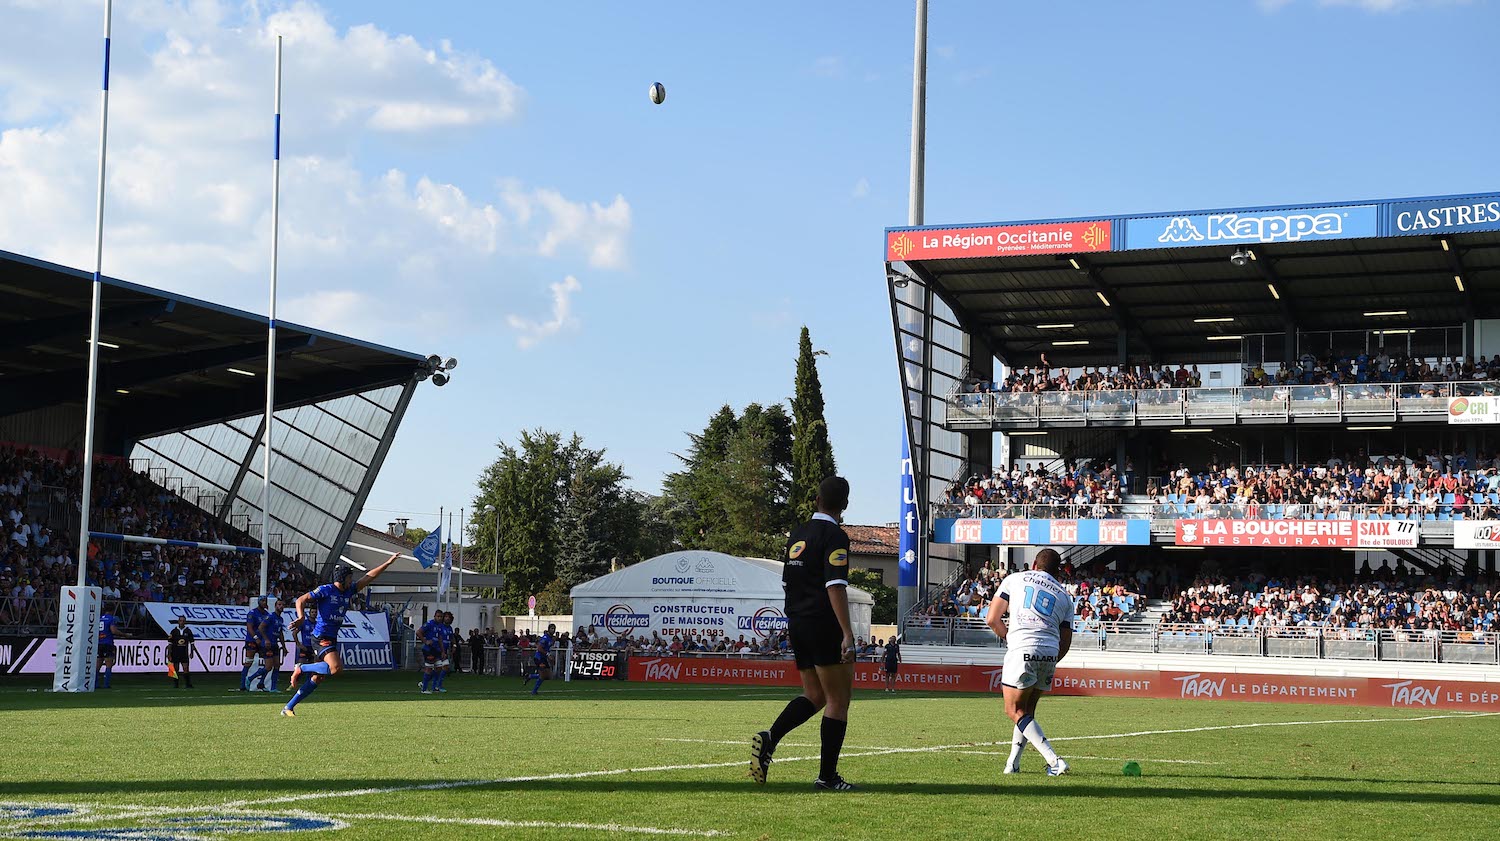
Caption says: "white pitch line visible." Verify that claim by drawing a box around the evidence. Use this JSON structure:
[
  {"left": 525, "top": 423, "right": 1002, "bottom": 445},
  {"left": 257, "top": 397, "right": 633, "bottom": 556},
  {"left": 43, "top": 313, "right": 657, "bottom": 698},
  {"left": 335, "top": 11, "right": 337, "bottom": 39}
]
[
  {"left": 324, "top": 810, "right": 725, "bottom": 837},
  {"left": 946, "top": 751, "right": 1222, "bottom": 765},
  {"left": 224, "top": 709, "right": 1497, "bottom": 810}
]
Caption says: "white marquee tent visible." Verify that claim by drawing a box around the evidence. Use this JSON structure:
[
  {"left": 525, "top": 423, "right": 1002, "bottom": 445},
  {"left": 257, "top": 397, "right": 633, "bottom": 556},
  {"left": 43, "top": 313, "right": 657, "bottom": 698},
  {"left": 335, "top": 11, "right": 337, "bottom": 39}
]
[{"left": 570, "top": 550, "right": 873, "bottom": 643}]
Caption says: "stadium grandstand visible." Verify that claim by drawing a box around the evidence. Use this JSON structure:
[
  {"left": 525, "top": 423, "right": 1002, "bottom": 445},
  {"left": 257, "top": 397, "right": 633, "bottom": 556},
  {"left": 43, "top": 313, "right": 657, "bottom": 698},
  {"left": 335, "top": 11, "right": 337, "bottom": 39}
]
[
  {"left": 887, "top": 190, "right": 1500, "bottom": 661},
  {"left": 0, "top": 247, "right": 441, "bottom": 636}
]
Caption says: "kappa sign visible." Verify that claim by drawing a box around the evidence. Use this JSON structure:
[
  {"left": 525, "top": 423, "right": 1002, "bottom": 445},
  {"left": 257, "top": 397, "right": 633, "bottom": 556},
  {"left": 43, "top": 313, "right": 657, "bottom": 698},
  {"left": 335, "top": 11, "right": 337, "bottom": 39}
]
[{"left": 1174, "top": 519, "right": 1418, "bottom": 549}]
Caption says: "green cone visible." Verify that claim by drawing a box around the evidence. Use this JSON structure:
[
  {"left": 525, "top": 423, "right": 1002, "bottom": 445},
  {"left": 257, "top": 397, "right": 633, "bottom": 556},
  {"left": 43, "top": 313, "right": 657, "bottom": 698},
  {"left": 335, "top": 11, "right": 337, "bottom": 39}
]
[{"left": 1122, "top": 761, "right": 1142, "bottom": 777}]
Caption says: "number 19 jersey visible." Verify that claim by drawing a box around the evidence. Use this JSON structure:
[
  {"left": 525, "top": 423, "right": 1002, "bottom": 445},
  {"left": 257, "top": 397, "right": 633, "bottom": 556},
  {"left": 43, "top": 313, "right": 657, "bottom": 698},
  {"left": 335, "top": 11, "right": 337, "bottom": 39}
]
[{"left": 996, "top": 570, "right": 1073, "bottom": 652}]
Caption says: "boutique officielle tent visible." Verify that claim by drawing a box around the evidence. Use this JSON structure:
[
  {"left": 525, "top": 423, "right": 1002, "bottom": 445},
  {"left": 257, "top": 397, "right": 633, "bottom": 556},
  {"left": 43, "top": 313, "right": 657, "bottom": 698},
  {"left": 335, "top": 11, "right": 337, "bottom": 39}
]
[{"left": 570, "top": 550, "right": 873, "bottom": 643}]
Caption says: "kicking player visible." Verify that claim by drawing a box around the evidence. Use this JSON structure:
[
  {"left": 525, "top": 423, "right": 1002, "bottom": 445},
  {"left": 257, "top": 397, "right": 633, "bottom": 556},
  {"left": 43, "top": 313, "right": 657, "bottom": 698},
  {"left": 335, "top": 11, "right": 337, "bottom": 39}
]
[
  {"left": 240, "top": 597, "right": 272, "bottom": 692},
  {"left": 417, "top": 613, "right": 445, "bottom": 694},
  {"left": 97, "top": 610, "right": 123, "bottom": 689},
  {"left": 987, "top": 548, "right": 1074, "bottom": 777},
  {"left": 281, "top": 553, "right": 398, "bottom": 716},
  {"left": 751, "top": 476, "right": 858, "bottom": 792},
  {"left": 525, "top": 624, "right": 555, "bottom": 696}
]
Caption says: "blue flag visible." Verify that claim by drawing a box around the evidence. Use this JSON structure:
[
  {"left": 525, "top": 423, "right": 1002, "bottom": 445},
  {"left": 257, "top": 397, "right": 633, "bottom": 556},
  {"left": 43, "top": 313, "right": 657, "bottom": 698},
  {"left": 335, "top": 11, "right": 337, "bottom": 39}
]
[
  {"left": 898, "top": 425, "right": 919, "bottom": 589},
  {"left": 414, "top": 525, "right": 442, "bottom": 569}
]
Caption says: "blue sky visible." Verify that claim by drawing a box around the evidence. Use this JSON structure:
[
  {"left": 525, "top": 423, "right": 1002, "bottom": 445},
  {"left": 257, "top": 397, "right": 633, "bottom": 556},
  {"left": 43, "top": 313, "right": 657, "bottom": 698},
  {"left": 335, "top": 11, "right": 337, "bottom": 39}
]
[{"left": 1, "top": 0, "right": 1497, "bottom": 529}]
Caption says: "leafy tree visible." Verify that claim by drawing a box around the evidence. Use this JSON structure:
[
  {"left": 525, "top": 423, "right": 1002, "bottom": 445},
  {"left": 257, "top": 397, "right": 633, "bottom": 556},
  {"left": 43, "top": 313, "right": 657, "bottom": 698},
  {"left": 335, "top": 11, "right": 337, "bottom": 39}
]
[
  {"left": 664, "top": 403, "right": 794, "bottom": 558},
  {"left": 403, "top": 526, "right": 430, "bottom": 546},
  {"left": 849, "top": 568, "right": 896, "bottom": 625},
  {"left": 791, "top": 326, "right": 837, "bottom": 522},
  {"left": 535, "top": 577, "right": 573, "bottom": 615}
]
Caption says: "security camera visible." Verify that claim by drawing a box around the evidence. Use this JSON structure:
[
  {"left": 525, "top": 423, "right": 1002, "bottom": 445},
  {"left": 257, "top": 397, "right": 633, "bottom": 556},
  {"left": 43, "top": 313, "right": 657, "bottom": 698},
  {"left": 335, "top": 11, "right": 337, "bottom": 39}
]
[
  {"left": 1230, "top": 249, "right": 1250, "bottom": 267},
  {"left": 444, "top": 357, "right": 458, "bottom": 371},
  {"left": 432, "top": 372, "right": 450, "bottom": 387}
]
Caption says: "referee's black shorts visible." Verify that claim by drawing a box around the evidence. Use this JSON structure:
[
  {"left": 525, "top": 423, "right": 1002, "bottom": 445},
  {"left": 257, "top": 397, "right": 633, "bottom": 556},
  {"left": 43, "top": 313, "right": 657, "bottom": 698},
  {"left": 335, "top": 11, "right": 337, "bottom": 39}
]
[{"left": 787, "top": 616, "right": 843, "bottom": 671}]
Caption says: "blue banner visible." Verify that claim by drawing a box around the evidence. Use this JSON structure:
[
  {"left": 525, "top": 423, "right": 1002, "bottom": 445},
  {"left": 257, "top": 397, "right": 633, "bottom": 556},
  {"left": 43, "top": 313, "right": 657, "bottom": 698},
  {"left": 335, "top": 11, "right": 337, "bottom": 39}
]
[
  {"left": 931, "top": 518, "right": 1151, "bottom": 546},
  {"left": 898, "top": 427, "right": 919, "bottom": 588},
  {"left": 1124, "top": 204, "right": 1377, "bottom": 251},
  {"left": 413, "top": 525, "right": 442, "bottom": 569},
  {"left": 1388, "top": 196, "right": 1500, "bottom": 237}
]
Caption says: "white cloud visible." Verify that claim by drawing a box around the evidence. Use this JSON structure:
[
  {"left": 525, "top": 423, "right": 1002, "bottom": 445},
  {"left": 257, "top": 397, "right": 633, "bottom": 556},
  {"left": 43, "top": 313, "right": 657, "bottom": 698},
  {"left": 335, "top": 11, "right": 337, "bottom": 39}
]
[
  {"left": 0, "top": 1, "right": 627, "bottom": 345},
  {"left": 851, "top": 177, "right": 870, "bottom": 199},
  {"left": 507, "top": 275, "right": 581, "bottom": 349},
  {"left": 811, "top": 56, "right": 845, "bottom": 78},
  {"left": 934, "top": 45, "right": 957, "bottom": 60}
]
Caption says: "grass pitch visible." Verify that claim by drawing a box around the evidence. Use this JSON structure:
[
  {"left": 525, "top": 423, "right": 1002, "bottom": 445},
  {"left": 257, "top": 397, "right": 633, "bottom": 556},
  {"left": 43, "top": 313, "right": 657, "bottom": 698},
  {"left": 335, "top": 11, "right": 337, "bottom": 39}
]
[{"left": 1, "top": 671, "right": 1497, "bottom": 840}]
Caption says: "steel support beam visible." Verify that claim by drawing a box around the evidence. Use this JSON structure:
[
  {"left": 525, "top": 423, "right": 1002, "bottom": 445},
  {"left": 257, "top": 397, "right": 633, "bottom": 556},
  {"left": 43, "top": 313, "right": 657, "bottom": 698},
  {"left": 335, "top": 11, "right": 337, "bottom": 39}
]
[
  {"left": 218, "top": 414, "right": 267, "bottom": 522},
  {"left": 322, "top": 377, "right": 419, "bottom": 577}
]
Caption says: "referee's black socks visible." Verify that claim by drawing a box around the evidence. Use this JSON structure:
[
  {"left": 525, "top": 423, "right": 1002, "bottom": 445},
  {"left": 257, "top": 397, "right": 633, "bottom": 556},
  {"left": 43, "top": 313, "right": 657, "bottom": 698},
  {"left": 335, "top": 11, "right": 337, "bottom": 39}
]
[
  {"left": 768, "top": 695, "right": 819, "bottom": 749},
  {"left": 819, "top": 716, "right": 847, "bottom": 781}
]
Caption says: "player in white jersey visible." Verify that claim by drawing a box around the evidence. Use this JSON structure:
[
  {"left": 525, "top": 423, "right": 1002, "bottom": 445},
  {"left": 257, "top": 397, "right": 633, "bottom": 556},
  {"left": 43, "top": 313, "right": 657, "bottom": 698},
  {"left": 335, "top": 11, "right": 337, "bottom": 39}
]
[{"left": 985, "top": 548, "right": 1074, "bottom": 777}]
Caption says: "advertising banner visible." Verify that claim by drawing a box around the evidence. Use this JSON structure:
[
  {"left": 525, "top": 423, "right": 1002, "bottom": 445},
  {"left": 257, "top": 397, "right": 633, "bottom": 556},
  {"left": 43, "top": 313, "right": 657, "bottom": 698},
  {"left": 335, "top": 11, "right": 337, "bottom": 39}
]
[
  {"left": 932, "top": 518, "right": 1151, "bottom": 546},
  {"left": 1447, "top": 396, "right": 1499, "bottom": 424},
  {"left": 53, "top": 586, "right": 101, "bottom": 692},
  {"left": 142, "top": 602, "right": 390, "bottom": 645},
  {"left": 1124, "top": 204, "right": 1377, "bottom": 250},
  {"left": 4, "top": 635, "right": 272, "bottom": 676},
  {"left": 1454, "top": 520, "right": 1500, "bottom": 550},
  {"left": 628, "top": 657, "right": 1500, "bottom": 712},
  {"left": 1389, "top": 196, "right": 1500, "bottom": 237},
  {"left": 898, "top": 428, "right": 920, "bottom": 588},
  {"left": 887, "top": 220, "right": 1112, "bottom": 262},
  {"left": 1173, "top": 519, "right": 1418, "bottom": 549},
  {"left": 575, "top": 599, "right": 792, "bottom": 643}
]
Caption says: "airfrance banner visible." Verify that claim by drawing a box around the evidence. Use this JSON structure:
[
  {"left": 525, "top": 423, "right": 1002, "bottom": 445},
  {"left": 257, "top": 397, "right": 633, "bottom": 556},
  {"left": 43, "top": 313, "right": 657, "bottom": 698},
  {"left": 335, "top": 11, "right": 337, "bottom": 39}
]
[
  {"left": 1124, "top": 204, "right": 1377, "bottom": 251},
  {"left": 932, "top": 518, "right": 1150, "bottom": 546},
  {"left": 1389, "top": 195, "right": 1500, "bottom": 237},
  {"left": 413, "top": 525, "right": 443, "bottom": 568},
  {"left": 898, "top": 428, "right": 919, "bottom": 588}
]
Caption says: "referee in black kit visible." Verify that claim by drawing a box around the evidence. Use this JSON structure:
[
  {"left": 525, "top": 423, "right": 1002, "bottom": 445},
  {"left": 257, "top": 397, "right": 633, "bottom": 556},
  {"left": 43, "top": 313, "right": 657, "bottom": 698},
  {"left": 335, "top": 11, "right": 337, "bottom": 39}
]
[{"left": 750, "top": 476, "right": 858, "bottom": 791}]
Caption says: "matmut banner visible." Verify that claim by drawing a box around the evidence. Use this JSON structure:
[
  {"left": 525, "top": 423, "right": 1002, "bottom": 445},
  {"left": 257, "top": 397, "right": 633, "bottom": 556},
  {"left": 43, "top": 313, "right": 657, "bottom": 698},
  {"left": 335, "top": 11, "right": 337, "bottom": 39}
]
[
  {"left": 1174, "top": 518, "right": 1418, "bottom": 549},
  {"left": 628, "top": 657, "right": 1500, "bottom": 712},
  {"left": 887, "top": 220, "right": 1112, "bottom": 262}
]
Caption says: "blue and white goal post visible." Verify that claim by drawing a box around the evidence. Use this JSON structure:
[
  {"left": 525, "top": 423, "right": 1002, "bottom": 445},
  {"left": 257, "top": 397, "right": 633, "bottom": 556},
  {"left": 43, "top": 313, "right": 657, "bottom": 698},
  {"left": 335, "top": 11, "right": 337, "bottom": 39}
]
[{"left": 52, "top": 532, "right": 265, "bottom": 692}]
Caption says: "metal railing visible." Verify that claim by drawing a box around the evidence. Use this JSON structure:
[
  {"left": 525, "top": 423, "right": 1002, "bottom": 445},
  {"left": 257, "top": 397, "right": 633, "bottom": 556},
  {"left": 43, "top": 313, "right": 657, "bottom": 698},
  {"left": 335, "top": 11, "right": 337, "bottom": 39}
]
[
  {"left": 900, "top": 617, "right": 1499, "bottom": 664},
  {"left": 947, "top": 381, "right": 1500, "bottom": 428},
  {"left": 931, "top": 500, "right": 1500, "bottom": 523}
]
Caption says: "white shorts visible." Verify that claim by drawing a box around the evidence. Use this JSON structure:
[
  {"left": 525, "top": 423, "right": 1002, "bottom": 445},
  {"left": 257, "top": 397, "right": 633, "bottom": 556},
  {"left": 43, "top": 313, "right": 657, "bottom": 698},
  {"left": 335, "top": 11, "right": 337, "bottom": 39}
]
[{"left": 1002, "top": 646, "right": 1058, "bottom": 692}]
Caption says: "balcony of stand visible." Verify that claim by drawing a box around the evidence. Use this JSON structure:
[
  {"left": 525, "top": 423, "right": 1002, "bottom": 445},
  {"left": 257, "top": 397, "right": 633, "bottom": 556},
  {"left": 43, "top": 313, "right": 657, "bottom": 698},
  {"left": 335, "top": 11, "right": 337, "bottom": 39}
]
[{"left": 945, "top": 381, "right": 1497, "bottom": 430}]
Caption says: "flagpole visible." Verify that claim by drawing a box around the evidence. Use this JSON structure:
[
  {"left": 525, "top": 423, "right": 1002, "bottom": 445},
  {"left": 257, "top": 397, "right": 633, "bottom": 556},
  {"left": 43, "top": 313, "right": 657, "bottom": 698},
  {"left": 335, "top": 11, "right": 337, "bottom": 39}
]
[
  {"left": 259, "top": 34, "right": 282, "bottom": 596},
  {"left": 457, "top": 506, "right": 465, "bottom": 624},
  {"left": 436, "top": 505, "right": 443, "bottom": 615},
  {"left": 77, "top": 0, "right": 114, "bottom": 590}
]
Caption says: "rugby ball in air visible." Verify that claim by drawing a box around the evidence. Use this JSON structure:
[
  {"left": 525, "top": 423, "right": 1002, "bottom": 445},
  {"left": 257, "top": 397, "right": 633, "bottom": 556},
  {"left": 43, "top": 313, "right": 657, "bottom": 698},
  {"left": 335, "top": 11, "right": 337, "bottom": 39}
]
[{"left": 649, "top": 82, "right": 667, "bottom": 105}]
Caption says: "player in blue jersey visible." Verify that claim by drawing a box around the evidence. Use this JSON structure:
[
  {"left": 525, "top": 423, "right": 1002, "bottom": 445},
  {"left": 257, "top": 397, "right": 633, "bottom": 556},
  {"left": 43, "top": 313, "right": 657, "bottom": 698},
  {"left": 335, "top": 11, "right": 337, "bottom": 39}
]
[
  {"left": 416, "top": 614, "right": 445, "bottom": 694},
  {"left": 436, "top": 610, "right": 457, "bottom": 692},
  {"left": 249, "top": 608, "right": 286, "bottom": 692},
  {"left": 295, "top": 610, "right": 317, "bottom": 665},
  {"left": 524, "top": 624, "right": 556, "bottom": 696},
  {"left": 241, "top": 597, "right": 271, "bottom": 692},
  {"left": 281, "top": 554, "right": 397, "bottom": 716},
  {"left": 97, "top": 611, "right": 124, "bottom": 689}
]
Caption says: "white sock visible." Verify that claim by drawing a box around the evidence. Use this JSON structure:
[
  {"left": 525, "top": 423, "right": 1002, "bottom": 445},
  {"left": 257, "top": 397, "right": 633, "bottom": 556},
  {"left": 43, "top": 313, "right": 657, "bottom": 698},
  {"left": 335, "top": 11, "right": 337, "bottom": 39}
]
[
  {"left": 1006, "top": 726, "right": 1027, "bottom": 768},
  {"left": 1019, "top": 716, "right": 1059, "bottom": 766}
]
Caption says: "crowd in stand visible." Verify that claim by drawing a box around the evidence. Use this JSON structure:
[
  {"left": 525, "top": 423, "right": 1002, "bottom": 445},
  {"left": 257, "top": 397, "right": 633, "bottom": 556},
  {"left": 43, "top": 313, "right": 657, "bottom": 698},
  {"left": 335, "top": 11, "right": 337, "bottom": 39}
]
[
  {"left": 1163, "top": 567, "right": 1498, "bottom": 635},
  {"left": 0, "top": 445, "right": 316, "bottom": 627},
  {"left": 1149, "top": 451, "right": 1500, "bottom": 519},
  {"left": 917, "top": 560, "right": 1159, "bottom": 626},
  {"left": 961, "top": 363, "right": 1205, "bottom": 396},
  {"left": 940, "top": 460, "right": 1132, "bottom": 512},
  {"left": 571, "top": 628, "right": 894, "bottom": 660},
  {"left": 1244, "top": 351, "right": 1500, "bottom": 388}
]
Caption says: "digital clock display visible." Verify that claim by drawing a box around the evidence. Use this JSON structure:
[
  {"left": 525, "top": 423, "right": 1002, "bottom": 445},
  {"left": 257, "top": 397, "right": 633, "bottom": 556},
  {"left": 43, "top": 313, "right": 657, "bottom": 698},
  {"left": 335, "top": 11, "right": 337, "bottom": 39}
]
[{"left": 570, "top": 650, "right": 626, "bottom": 680}]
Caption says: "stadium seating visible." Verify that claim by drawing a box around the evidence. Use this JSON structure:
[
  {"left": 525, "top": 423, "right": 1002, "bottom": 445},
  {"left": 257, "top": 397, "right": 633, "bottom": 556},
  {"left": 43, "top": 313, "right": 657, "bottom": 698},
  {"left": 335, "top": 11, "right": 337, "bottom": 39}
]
[
  {"left": 1166, "top": 573, "right": 1498, "bottom": 633},
  {"left": 0, "top": 444, "right": 315, "bottom": 627}
]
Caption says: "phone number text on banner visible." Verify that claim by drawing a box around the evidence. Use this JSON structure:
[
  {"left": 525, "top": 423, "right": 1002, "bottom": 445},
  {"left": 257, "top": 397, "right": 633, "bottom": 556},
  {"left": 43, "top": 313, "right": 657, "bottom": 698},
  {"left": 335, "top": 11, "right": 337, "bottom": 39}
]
[{"left": 1174, "top": 519, "right": 1418, "bottom": 548}]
